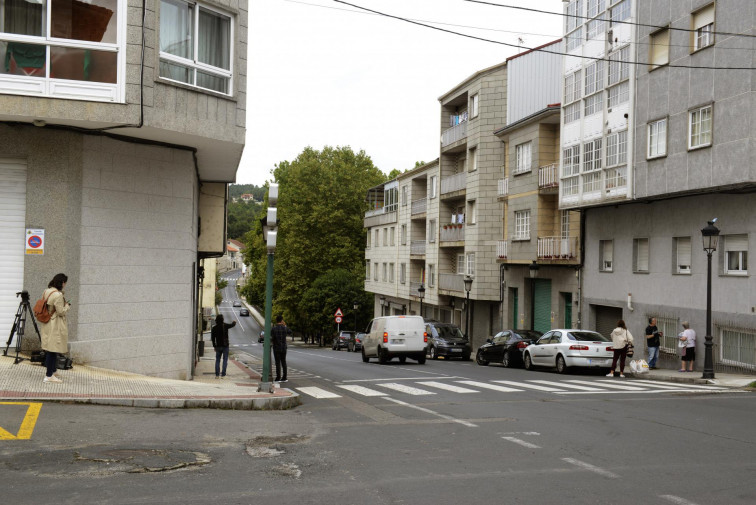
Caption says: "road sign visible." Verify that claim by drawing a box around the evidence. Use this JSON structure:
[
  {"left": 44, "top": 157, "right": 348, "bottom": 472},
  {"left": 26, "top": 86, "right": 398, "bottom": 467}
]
[
  {"left": 25, "top": 229, "right": 44, "bottom": 255},
  {"left": 335, "top": 316, "right": 342, "bottom": 324},
  {"left": 334, "top": 308, "right": 343, "bottom": 317}
]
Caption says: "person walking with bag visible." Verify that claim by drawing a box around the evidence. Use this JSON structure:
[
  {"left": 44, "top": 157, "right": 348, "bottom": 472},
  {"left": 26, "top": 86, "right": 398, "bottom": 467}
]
[
  {"left": 40, "top": 273, "right": 71, "bottom": 383},
  {"left": 607, "top": 319, "right": 634, "bottom": 378},
  {"left": 211, "top": 314, "right": 236, "bottom": 379},
  {"left": 271, "top": 315, "right": 292, "bottom": 383},
  {"left": 679, "top": 321, "right": 696, "bottom": 372}
]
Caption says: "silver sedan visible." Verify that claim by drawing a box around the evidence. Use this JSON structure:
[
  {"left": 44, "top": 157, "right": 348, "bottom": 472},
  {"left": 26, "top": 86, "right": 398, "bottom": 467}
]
[{"left": 523, "top": 329, "right": 614, "bottom": 374}]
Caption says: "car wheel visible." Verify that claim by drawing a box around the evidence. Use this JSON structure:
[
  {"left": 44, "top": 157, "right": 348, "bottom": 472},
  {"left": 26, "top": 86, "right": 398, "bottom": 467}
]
[
  {"left": 378, "top": 348, "right": 388, "bottom": 364},
  {"left": 502, "top": 351, "right": 512, "bottom": 368},
  {"left": 556, "top": 355, "right": 568, "bottom": 374},
  {"left": 416, "top": 355, "right": 426, "bottom": 364},
  {"left": 399, "top": 356, "right": 407, "bottom": 363},
  {"left": 524, "top": 353, "right": 534, "bottom": 371},
  {"left": 475, "top": 350, "right": 489, "bottom": 366},
  {"left": 429, "top": 346, "right": 437, "bottom": 360},
  {"left": 361, "top": 348, "right": 369, "bottom": 363}
]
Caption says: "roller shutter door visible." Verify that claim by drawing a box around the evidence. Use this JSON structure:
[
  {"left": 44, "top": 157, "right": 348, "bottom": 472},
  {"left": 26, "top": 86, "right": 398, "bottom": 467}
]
[
  {"left": 595, "top": 305, "right": 623, "bottom": 339},
  {"left": 0, "top": 159, "right": 27, "bottom": 346},
  {"left": 533, "top": 279, "right": 552, "bottom": 334}
]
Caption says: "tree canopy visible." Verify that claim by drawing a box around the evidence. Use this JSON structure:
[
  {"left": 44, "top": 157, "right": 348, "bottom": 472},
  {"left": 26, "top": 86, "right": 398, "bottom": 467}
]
[{"left": 227, "top": 196, "right": 263, "bottom": 240}]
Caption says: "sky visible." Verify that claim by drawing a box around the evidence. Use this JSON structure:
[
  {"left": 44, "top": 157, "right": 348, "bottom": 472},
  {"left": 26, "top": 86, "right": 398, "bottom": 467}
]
[{"left": 239, "top": 0, "right": 564, "bottom": 185}]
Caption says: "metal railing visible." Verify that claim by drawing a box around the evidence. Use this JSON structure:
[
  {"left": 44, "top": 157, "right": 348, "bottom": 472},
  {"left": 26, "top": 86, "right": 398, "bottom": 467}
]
[
  {"left": 538, "top": 163, "right": 559, "bottom": 189},
  {"left": 411, "top": 198, "right": 427, "bottom": 215},
  {"left": 440, "top": 224, "right": 465, "bottom": 242},
  {"left": 439, "top": 273, "right": 465, "bottom": 292},
  {"left": 497, "top": 240, "right": 508, "bottom": 259},
  {"left": 498, "top": 178, "right": 509, "bottom": 197},
  {"left": 537, "top": 236, "right": 577, "bottom": 259},
  {"left": 441, "top": 172, "right": 466, "bottom": 194},
  {"left": 410, "top": 240, "right": 426, "bottom": 255},
  {"left": 441, "top": 121, "right": 467, "bottom": 147}
]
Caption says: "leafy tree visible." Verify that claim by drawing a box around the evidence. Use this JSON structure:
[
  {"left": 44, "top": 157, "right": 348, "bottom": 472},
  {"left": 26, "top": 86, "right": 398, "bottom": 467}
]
[
  {"left": 229, "top": 184, "right": 266, "bottom": 201},
  {"left": 300, "top": 269, "right": 373, "bottom": 338},
  {"left": 387, "top": 168, "right": 402, "bottom": 180},
  {"left": 227, "top": 198, "right": 263, "bottom": 240}
]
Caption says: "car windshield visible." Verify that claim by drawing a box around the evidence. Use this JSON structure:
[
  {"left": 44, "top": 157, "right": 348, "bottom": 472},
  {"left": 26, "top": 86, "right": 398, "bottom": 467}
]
[
  {"left": 435, "top": 325, "right": 465, "bottom": 340},
  {"left": 514, "top": 330, "right": 542, "bottom": 340},
  {"left": 568, "top": 331, "right": 610, "bottom": 342}
]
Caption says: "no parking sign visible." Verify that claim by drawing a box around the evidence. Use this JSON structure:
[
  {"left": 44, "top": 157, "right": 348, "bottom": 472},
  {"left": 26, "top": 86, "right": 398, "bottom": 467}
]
[{"left": 25, "top": 228, "right": 45, "bottom": 255}]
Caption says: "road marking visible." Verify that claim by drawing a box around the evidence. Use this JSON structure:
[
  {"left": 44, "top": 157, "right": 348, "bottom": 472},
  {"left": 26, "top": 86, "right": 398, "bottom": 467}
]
[
  {"left": 562, "top": 458, "right": 619, "bottom": 478},
  {"left": 456, "top": 380, "right": 523, "bottom": 392},
  {"left": 501, "top": 436, "right": 541, "bottom": 449},
  {"left": 629, "top": 380, "right": 728, "bottom": 390},
  {"left": 417, "top": 381, "right": 479, "bottom": 393},
  {"left": 377, "top": 383, "right": 436, "bottom": 395},
  {"left": 349, "top": 376, "right": 461, "bottom": 382},
  {"left": 493, "top": 380, "right": 566, "bottom": 392},
  {"left": 529, "top": 380, "right": 606, "bottom": 392},
  {"left": 660, "top": 495, "right": 701, "bottom": 505},
  {"left": 295, "top": 387, "right": 341, "bottom": 399},
  {"left": 565, "top": 380, "right": 647, "bottom": 391},
  {"left": 0, "top": 402, "right": 42, "bottom": 440},
  {"left": 337, "top": 385, "right": 387, "bottom": 397},
  {"left": 501, "top": 432, "right": 540, "bottom": 436},
  {"left": 384, "top": 397, "right": 477, "bottom": 428}
]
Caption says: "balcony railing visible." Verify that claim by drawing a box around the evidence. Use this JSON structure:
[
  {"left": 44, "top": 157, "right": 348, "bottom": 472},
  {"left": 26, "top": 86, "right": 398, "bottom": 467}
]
[
  {"left": 410, "top": 240, "right": 426, "bottom": 255},
  {"left": 409, "top": 281, "right": 425, "bottom": 297},
  {"left": 441, "top": 121, "right": 467, "bottom": 147},
  {"left": 411, "top": 198, "right": 427, "bottom": 215},
  {"left": 440, "top": 224, "right": 465, "bottom": 242},
  {"left": 439, "top": 273, "right": 465, "bottom": 292},
  {"left": 498, "top": 178, "right": 509, "bottom": 197},
  {"left": 497, "top": 240, "right": 508, "bottom": 259},
  {"left": 537, "top": 236, "right": 578, "bottom": 259},
  {"left": 441, "top": 172, "right": 466, "bottom": 194},
  {"left": 539, "top": 163, "right": 559, "bottom": 189}
]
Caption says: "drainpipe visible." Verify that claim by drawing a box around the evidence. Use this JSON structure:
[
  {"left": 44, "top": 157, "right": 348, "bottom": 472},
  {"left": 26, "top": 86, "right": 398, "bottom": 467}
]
[{"left": 576, "top": 209, "right": 586, "bottom": 328}]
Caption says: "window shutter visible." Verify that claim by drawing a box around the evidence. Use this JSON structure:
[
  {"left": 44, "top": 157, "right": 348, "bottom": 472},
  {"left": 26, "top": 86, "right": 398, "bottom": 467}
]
[
  {"left": 693, "top": 5, "right": 715, "bottom": 30},
  {"left": 605, "top": 241, "right": 614, "bottom": 263},
  {"left": 651, "top": 29, "right": 669, "bottom": 66},
  {"left": 677, "top": 238, "right": 691, "bottom": 269},
  {"left": 725, "top": 235, "right": 748, "bottom": 252},
  {"left": 637, "top": 239, "right": 649, "bottom": 271}
]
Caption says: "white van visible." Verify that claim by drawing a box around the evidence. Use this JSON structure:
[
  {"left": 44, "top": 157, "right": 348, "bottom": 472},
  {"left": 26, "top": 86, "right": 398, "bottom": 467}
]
[{"left": 361, "top": 315, "right": 427, "bottom": 364}]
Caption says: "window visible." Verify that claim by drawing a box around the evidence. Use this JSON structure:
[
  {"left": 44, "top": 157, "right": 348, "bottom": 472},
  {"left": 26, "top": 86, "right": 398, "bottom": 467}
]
[
  {"left": 366, "top": 260, "right": 370, "bottom": 280},
  {"left": 720, "top": 327, "right": 756, "bottom": 369},
  {"left": 382, "top": 263, "right": 387, "bottom": 282},
  {"left": 609, "top": 0, "right": 630, "bottom": 26},
  {"left": 400, "top": 263, "right": 406, "bottom": 284},
  {"left": 515, "top": 142, "right": 532, "bottom": 173},
  {"left": 689, "top": 105, "right": 712, "bottom": 149},
  {"left": 692, "top": 4, "right": 715, "bottom": 51},
  {"left": 587, "top": 0, "right": 605, "bottom": 18},
  {"left": 650, "top": 28, "right": 670, "bottom": 69},
  {"left": 159, "top": 0, "right": 233, "bottom": 95},
  {"left": 468, "top": 200, "right": 477, "bottom": 225},
  {"left": 401, "top": 224, "right": 407, "bottom": 245},
  {"left": 633, "top": 238, "right": 649, "bottom": 273},
  {"left": 600, "top": 240, "right": 614, "bottom": 271},
  {"left": 0, "top": 0, "right": 122, "bottom": 100},
  {"left": 389, "top": 263, "right": 395, "bottom": 283},
  {"left": 586, "top": 14, "right": 606, "bottom": 41},
  {"left": 563, "top": 145, "right": 580, "bottom": 177},
  {"left": 648, "top": 119, "right": 667, "bottom": 158},
  {"left": 390, "top": 227, "right": 395, "bottom": 246},
  {"left": 430, "top": 175, "right": 438, "bottom": 198},
  {"left": 367, "top": 231, "right": 371, "bottom": 248},
  {"left": 607, "top": 81, "right": 629, "bottom": 107},
  {"left": 674, "top": 237, "right": 692, "bottom": 274},
  {"left": 655, "top": 315, "right": 680, "bottom": 351},
  {"left": 584, "top": 61, "right": 603, "bottom": 96},
  {"left": 562, "top": 177, "right": 579, "bottom": 196},
  {"left": 383, "top": 228, "right": 388, "bottom": 246},
  {"left": 564, "top": 70, "right": 582, "bottom": 104},
  {"left": 561, "top": 210, "right": 571, "bottom": 238},
  {"left": 401, "top": 185, "right": 408, "bottom": 206},
  {"left": 457, "top": 254, "right": 466, "bottom": 275},
  {"left": 724, "top": 235, "right": 748, "bottom": 275},
  {"left": 428, "top": 264, "right": 435, "bottom": 287},
  {"left": 514, "top": 210, "right": 531, "bottom": 240},
  {"left": 566, "top": 0, "right": 583, "bottom": 32},
  {"left": 564, "top": 102, "right": 581, "bottom": 124},
  {"left": 373, "top": 263, "right": 379, "bottom": 281},
  {"left": 468, "top": 147, "right": 478, "bottom": 172},
  {"left": 466, "top": 253, "right": 475, "bottom": 276},
  {"left": 375, "top": 230, "right": 379, "bottom": 247},
  {"left": 428, "top": 219, "right": 436, "bottom": 243},
  {"left": 470, "top": 94, "right": 479, "bottom": 118},
  {"left": 583, "top": 138, "right": 602, "bottom": 172},
  {"left": 605, "top": 130, "right": 627, "bottom": 167},
  {"left": 585, "top": 93, "right": 602, "bottom": 116},
  {"left": 607, "top": 46, "right": 629, "bottom": 86},
  {"left": 566, "top": 28, "right": 583, "bottom": 52}
]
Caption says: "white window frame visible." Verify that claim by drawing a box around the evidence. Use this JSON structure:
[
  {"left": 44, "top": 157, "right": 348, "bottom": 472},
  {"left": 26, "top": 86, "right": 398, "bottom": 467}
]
[
  {"left": 607, "top": 81, "right": 629, "bottom": 108},
  {"left": 564, "top": 70, "right": 582, "bottom": 104},
  {"left": 609, "top": 0, "right": 630, "bottom": 26},
  {"left": 401, "top": 224, "right": 407, "bottom": 245},
  {"left": 429, "top": 219, "right": 436, "bottom": 243},
  {"left": 383, "top": 228, "right": 388, "bottom": 246},
  {"left": 566, "top": 0, "right": 583, "bottom": 32},
  {"left": 587, "top": 0, "right": 605, "bottom": 19},
  {"left": 515, "top": 142, "right": 532, "bottom": 174},
  {"left": 607, "top": 46, "right": 630, "bottom": 86},
  {"left": 566, "top": 27, "right": 583, "bottom": 52},
  {"left": 648, "top": 118, "right": 668, "bottom": 158},
  {"left": 366, "top": 231, "right": 371, "bottom": 248},
  {"left": 586, "top": 13, "right": 606, "bottom": 41},
  {"left": 373, "top": 263, "right": 379, "bottom": 281},
  {"left": 719, "top": 327, "right": 756, "bottom": 369},
  {"left": 470, "top": 94, "right": 479, "bottom": 118},
  {"left": 457, "top": 254, "right": 466, "bottom": 275},
  {"left": 689, "top": 105, "right": 713, "bottom": 149},
  {"left": 389, "top": 263, "right": 395, "bottom": 283},
  {"left": 375, "top": 229, "right": 380, "bottom": 247},
  {"left": 693, "top": 4, "right": 715, "bottom": 51},
  {"left": 633, "top": 238, "right": 650, "bottom": 273},
  {"left": 466, "top": 253, "right": 475, "bottom": 277},
  {"left": 605, "top": 130, "right": 627, "bottom": 167},
  {"left": 561, "top": 210, "right": 571, "bottom": 239},
  {"left": 600, "top": 240, "right": 614, "bottom": 272},
  {"left": 564, "top": 102, "right": 581, "bottom": 124},
  {"left": 650, "top": 28, "right": 670, "bottom": 69},
  {"left": 675, "top": 236, "right": 692, "bottom": 274},
  {"left": 400, "top": 263, "right": 406, "bottom": 284},
  {"left": 724, "top": 235, "right": 748, "bottom": 275},
  {"left": 401, "top": 185, "right": 408, "bottom": 206},
  {"left": 428, "top": 264, "right": 435, "bottom": 288},
  {"left": 430, "top": 175, "right": 438, "bottom": 198},
  {"left": 584, "top": 93, "right": 602, "bottom": 117},
  {"left": 468, "top": 200, "right": 477, "bottom": 225},
  {"left": 514, "top": 210, "right": 531, "bottom": 241},
  {"left": 468, "top": 147, "right": 478, "bottom": 172},
  {"left": 584, "top": 61, "right": 603, "bottom": 96}
]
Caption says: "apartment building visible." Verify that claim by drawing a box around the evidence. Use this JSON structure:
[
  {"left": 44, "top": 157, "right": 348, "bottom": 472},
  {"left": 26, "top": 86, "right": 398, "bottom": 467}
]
[
  {"left": 562, "top": 0, "right": 756, "bottom": 372},
  {"left": 494, "top": 40, "right": 580, "bottom": 335},
  {"left": 0, "top": 0, "right": 247, "bottom": 379}
]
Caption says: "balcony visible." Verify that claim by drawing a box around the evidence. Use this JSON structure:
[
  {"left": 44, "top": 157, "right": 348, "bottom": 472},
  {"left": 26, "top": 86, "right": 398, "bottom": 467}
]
[
  {"left": 497, "top": 240, "right": 508, "bottom": 259},
  {"left": 410, "top": 240, "right": 426, "bottom": 256},
  {"left": 364, "top": 204, "right": 397, "bottom": 227},
  {"left": 411, "top": 198, "right": 427, "bottom": 216},
  {"left": 538, "top": 163, "right": 559, "bottom": 191},
  {"left": 440, "top": 223, "right": 465, "bottom": 242},
  {"left": 409, "top": 281, "right": 425, "bottom": 297},
  {"left": 441, "top": 121, "right": 467, "bottom": 148},
  {"left": 439, "top": 273, "right": 465, "bottom": 293},
  {"left": 441, "top": 172, "right": 466, "bottom": 195},
  {"left": 498, "top": 178, "right": 509, "bottom": 198},
  {"left": 537, "top": 236, "right": 578, "bottom": 259}
]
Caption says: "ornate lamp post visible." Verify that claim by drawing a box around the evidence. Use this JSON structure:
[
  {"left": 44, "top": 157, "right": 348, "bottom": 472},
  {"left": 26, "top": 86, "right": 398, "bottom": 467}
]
[
  {"left": 463, "top": 276, "right": 473, "bottom": 340},
  {"left": 379, "top": 295, "right": 386, "bottom": 316},
  {"left": 418, "top": 283, "right": 426, "bottom": 319},
  {"left": 701, "top": 219, "right": 720, "bottom": 379},
  {"left": 528, "top": 260, "right": 540, "bottom": 330}
]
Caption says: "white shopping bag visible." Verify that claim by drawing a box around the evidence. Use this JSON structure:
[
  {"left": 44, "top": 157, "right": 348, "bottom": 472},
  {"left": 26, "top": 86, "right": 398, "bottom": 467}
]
[
  {"left": 636, "top": 359, "right": 650, "bottom": 374},
  {"left": 629, "top": 360, "right": 640, "bottom": 373}
]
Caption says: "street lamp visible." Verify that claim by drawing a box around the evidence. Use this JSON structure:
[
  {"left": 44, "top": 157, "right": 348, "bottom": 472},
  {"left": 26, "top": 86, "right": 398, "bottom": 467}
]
[
  {"left": 258, "top": 183, "right": 279, "bottom": 393},
  {"left": 379, "top": 295, "right": 386, "bottom": 316},
  {"left": 353, "top": 301, "right": 359, "bottom": 332},
  {"left": 701, "top": 219, "right": 720, "bottom": 379},
  {"left": 417, "top": 283, "right": 426, "bottom": 319},
  {"left": 528, "top": 260, "right": 539, "bottom": 330},
  {"left": 463, "top": 276, "right": 473, "bottom": 340}
]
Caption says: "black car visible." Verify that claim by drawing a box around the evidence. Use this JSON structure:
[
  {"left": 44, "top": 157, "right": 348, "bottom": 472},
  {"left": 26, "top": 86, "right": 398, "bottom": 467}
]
[
  {"left": 476, "top": 329, "right": 543, "bottom": 367},
  {"left": 424, "top": 321, "right": 471, "bottom": 360},
  {"left": 348, "top": 332, "right": 365, "bottom": 352},
  {"left": 332, "top": 331, "right": 353, "bottom": 351},
  {"left": 239, "top": 308, "right": 250, "bottom": 316}
]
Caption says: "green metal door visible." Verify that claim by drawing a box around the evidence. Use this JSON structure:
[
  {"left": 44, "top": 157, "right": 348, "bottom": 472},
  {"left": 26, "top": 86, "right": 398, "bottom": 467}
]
[
  {"left": 511, "top": 288, "right": 518, "bottom": 329},
  {"left": 533, "top": 279, "right": 552, "bottom": 334},
  {"left": 563, "top": 292, "right": 572, "bottom": 328}
]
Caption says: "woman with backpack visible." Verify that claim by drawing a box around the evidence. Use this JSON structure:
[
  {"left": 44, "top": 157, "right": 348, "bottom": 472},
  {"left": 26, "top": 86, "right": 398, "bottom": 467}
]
[
  {"left": 607, "top": 319, "right": 634, "bottom": 378},
  {"left": 40, "top": 273, "right": 71, "bottom": 383}
]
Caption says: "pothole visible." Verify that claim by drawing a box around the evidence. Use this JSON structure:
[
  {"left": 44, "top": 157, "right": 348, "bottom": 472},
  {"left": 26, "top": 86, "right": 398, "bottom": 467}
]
[{"left": 244, "top": 434, "right": 309, "bottom": 458}]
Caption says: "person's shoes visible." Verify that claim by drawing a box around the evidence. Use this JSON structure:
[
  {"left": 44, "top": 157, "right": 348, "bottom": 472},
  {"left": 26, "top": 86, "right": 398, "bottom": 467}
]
[
  {"left": 280, "top": 378, "right": 288, "bottom": 383},
  {"left": 619, "top": 374, "right": 625, "bottom": 378},
  {"left": 606, "top": 371, "right": 615, "bottom": 377},
  {"left": 53, "top": 373, "right": 62, "bottom": 380},
  {"left": 43, "top": 376, "right": 62, "bottom": 383},
  {"left": 678, "top": 369, "right": 687, "bottom": 372},
  {"left": 274, "top": 378, "right": 281, "bottom": 382},
  {"left": 215, "top": 375, "right": 220, "bottom": 379},
  {"left": 649, "top": 366, "right": 657, "bottom": 370}
]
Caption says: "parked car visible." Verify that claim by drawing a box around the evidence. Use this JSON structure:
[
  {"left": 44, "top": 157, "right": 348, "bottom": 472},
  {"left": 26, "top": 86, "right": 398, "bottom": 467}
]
[
  {"left": 424, "top": 320, "right": 471, "bottom": 360},
  {"left": 232, "top": 301, "right": 242, "bottom": 307},
  {"left": 522, "top": 329, "right": 614, "bottom": 374},
  {"left": 476, "top": 329, "right": 543, "bottom": 367},
  {"left": 362, "top": 315, "right": 427, "bottom": 364},
  {"left": 239, "top": 308, "right": 250, "bottom": 316},
  {"left": 348, "top": 332, "right": 365, "bottom": 352},
  {"left": 258, "top": 331, "right": 264, "bottom": 343},
  {"left": 332, "top": 331, "right": 353, "bottom": 351}
]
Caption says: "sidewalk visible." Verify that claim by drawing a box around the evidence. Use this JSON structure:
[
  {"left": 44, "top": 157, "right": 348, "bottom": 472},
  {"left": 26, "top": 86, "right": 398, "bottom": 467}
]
[
  {"left": 627, "top": 367, "right": 755, "bottom": 387},
  {"left": 0, "top": 351, "right": 300, "bottom": 410}
]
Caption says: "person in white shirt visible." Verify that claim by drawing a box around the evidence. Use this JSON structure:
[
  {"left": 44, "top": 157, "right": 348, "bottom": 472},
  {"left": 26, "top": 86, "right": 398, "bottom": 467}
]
[{"left": 679, "top": 321, "right": 696, "bottom": 372}]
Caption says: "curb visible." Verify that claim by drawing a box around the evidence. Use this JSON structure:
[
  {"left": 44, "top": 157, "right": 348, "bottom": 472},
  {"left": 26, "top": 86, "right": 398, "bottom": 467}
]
[{"left": 9, "top": 393, "right": 302, "bottom": 410}]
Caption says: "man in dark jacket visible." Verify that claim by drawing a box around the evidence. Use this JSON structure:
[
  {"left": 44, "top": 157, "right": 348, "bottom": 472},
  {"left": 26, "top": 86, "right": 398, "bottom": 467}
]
[
  {"left": 211, "top": 314, "right": 236, "bottom": 378},
  {"left": 271, "top": 315, "right": 292, "bottom": 382}
]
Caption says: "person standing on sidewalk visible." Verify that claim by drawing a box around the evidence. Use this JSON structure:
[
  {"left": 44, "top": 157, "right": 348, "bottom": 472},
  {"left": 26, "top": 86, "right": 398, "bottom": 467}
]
[
  {"left": 607, "top": 320, "right": 634, "bottom": 378},
  {"left": 40, "top": 273, "right": 71, "bottom": 384},
  {"left": 645, "top": 317, "right": 662, "bottom": 369},
  {"left": 211, "top": 314, "right": 236, "bottom": 379},
  {"left": 679, "top": 321, "right": 696, "bottom": 372},
  {"left": 271, "top": 315, "right": 292, "bottom": 383}
]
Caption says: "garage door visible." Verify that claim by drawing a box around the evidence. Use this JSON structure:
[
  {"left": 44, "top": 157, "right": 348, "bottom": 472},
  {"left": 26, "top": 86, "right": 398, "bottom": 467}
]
[
  {"left": 0, "top": 159, "right": 27, "bottom": 346},
  {"left": 595, "top": 305, "right": 623, "bottom": 339},
  {"left": 533, "top": 279, "right": 552, "bottom": 334}
]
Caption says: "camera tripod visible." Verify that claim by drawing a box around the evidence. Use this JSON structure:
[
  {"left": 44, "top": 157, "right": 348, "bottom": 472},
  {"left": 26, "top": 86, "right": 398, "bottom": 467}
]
[{"left": 3, "top": 290, "right": 41, "bottom": 364}]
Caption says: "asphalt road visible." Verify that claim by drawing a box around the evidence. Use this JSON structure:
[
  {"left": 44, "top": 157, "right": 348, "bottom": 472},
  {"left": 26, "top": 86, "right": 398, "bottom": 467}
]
[{"left": 2, "top": 271, "right": 754, "bottom": 504}]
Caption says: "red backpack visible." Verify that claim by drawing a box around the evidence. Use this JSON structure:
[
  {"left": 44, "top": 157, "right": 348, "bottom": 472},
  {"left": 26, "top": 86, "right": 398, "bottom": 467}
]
[{"left": 33, "top": 292, "right": 55, "bottom": 323}]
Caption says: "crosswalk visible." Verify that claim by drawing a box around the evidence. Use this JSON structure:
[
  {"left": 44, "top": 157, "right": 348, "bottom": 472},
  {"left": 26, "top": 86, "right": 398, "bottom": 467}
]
[{"left": 294, "top": 378, "right": 732, "bottom": 400}]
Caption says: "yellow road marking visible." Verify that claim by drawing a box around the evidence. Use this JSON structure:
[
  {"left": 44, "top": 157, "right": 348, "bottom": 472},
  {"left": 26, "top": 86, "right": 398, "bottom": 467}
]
[{"left": 0, "top": 402, "right": 43, "bottom": 440}]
